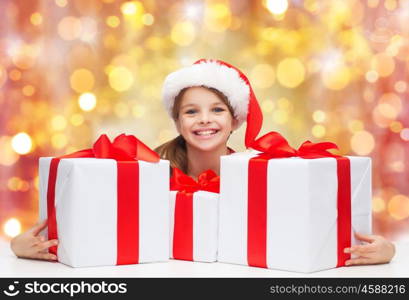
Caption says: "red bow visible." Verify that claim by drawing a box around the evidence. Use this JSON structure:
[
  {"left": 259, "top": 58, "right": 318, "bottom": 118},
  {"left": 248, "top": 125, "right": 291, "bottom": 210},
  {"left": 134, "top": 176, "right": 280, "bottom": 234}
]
[
  {"left": 170, "top": 168, "right": 220, "bottom": 194},
  {"left": 250, "top": 131, "right": 339, "bottom": 159},
  {"left": 60, "top": 133, "right": 160, "bottom": 162}
]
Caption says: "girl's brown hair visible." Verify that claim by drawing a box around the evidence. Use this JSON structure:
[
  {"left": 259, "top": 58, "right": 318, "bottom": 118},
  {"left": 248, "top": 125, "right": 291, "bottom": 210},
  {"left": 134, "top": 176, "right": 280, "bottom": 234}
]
[{"left": 154, "top": 86, "right": 235, "bottom": 174}]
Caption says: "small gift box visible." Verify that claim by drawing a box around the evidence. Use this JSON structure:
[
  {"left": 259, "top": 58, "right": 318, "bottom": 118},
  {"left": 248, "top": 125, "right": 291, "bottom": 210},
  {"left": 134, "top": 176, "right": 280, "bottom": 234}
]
[
  {"left": 218, "top": 132, "right": 372, "bottom": 273},
  {"left": 39, "top": 134, "right": 170, "bottom": 267},
  {"left": 169, "top": 168, "right": 220, "bottom": 262}
]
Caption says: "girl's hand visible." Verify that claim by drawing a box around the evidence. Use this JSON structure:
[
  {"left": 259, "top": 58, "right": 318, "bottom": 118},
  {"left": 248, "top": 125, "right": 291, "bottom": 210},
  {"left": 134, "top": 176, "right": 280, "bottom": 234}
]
[
  {"left": 344, "top": 232, "right": 395, "bottom": 266},
  {"left": 10, "top": 219, "right": 58, "bottom": 261}
]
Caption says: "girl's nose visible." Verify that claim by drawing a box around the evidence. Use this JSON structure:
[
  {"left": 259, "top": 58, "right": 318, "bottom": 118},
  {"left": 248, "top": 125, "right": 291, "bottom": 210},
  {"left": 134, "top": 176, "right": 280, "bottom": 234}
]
[{"left": 198, "top": 112, "right": 211, "bottom": 124}]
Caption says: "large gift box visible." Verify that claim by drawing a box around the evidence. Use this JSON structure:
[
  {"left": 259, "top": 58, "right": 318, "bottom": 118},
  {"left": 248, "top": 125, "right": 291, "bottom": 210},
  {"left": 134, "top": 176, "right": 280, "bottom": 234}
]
[
  {"left": 218, "top": 132, "right": 372, "bottom": 273},
  {"left": 38, "top": 134, "right": 170, "bottom": 267},
  {"left": 169, "top": 168, "right": 219, "bottom": 262}
]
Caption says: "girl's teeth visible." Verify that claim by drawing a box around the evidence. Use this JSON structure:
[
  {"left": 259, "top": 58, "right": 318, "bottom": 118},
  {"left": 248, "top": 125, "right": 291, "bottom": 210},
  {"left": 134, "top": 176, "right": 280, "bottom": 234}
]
[{"left": 196, "top": 130, "right": 216, "bottom": 136}]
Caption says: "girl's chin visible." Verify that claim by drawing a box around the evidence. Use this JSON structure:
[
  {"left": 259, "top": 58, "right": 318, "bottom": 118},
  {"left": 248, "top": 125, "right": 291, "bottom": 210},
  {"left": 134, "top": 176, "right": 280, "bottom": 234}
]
[{"left": 187, "top": 138, "right": 226, "bottom": 152}]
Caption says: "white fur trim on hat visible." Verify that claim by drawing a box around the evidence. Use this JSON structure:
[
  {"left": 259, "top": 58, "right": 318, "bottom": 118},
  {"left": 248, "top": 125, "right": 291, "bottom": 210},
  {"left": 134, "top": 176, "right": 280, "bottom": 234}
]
[{"left": 162, "top": 61, "right": 250, "bottom": 126}]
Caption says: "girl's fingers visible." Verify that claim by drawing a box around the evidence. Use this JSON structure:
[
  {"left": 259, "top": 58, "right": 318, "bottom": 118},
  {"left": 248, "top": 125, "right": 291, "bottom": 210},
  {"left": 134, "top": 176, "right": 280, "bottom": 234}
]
[
  {"left": 344, "top": 244, "right": 377, "bottom": 254},
  {"left": 31, "top": 219, "right": 48, "bottom": 236},
  {"left": 33, "top": 252, "right": 57, "bottom": 261},
  {"left": 34, "top": 239, "right": 58, "bottom": 252},
  {"left": 354, "top": 232, "right": 376, "bottom": 243},
  {"left": 34, "top": 235, "right": 46, "bottom": 244},
  {"left": 345, "top": 257, "right": 374, "bottom": 266},
  {"left": 28, "top": 235, "right": 40, "bottom": 245}
]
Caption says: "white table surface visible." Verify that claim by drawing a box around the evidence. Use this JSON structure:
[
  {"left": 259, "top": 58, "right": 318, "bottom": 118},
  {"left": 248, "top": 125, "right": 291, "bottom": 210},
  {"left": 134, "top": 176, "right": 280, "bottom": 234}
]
[{"left": 1, "top": 238, "right": 408, "bottom": 278}]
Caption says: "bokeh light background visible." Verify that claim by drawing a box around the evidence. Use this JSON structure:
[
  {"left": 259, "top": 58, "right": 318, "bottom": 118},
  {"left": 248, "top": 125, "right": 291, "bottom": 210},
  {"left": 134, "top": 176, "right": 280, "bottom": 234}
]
[{"left": 0, "top": 0, "right": 408, "bottom": 241}]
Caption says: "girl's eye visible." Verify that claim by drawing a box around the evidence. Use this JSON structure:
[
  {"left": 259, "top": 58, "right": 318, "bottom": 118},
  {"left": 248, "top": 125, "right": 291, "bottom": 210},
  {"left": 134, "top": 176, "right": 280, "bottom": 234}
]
[
  {"left": 185, "top": 109, "right": 197, "bottom": 114},
  {"left": 213, "top": 107, "right": 225, "bottom": 112}
]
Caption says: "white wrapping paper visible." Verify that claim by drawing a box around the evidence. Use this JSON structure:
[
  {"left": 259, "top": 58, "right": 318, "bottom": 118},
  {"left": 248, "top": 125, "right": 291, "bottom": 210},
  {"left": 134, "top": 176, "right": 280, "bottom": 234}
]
[
  {"left": 218, "top": 151, "right": 372, "bottom": 273},
  {"left": 169, "top": 191, "right": 219, "bottom": 262},
  {"left": 39, "top": 157, "right": 170, "bottom": 268}
]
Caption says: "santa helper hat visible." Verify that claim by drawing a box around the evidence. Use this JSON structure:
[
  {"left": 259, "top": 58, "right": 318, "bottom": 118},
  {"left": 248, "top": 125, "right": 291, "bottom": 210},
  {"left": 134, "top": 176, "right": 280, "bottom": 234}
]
[{"left": 162, "top": 59, "right": 263, "bottom": 148}]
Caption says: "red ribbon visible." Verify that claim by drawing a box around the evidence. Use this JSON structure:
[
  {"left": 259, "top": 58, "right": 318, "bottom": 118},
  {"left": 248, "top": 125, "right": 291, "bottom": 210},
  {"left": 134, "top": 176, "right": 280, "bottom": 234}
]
[
  {"left": 46, "top": 134, "right": 159, "bottom": 265},
  {"left": 170, "top": 168, "right": 219, "bottom": 261},
  {"left": 247, "top": 131, "right": 351, "bottom": 268}
]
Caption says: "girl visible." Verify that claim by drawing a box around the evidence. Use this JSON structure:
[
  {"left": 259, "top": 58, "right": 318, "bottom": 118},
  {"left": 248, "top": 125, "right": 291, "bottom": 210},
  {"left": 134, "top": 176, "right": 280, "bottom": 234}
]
[{"left": 11, "top": 59, "right": 395, "bottom": 266}]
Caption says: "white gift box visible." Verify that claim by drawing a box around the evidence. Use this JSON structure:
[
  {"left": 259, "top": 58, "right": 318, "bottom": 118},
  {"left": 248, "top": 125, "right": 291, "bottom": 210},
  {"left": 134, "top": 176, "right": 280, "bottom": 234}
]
[
  {"left": 169, "top": 191, "right": 219, "bottom": 262},
  {"left": 218, "top": 151, "right": 372, "bottom": 273},
  {"left": 39, "top": 157, "right": 170, "bottom": 268}
]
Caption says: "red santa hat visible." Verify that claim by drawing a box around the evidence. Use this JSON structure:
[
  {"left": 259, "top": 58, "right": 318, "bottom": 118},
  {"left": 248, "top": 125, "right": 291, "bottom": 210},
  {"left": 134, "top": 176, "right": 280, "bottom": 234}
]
[{"left": 162, "top": 59, "right": 263, "bottom": 148}]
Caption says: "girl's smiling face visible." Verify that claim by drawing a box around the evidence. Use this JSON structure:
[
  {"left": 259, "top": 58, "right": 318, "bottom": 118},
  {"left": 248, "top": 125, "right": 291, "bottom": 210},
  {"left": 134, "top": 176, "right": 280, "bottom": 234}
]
[{"left": 175, "top": 86, "right": 238, "bottom": 152}]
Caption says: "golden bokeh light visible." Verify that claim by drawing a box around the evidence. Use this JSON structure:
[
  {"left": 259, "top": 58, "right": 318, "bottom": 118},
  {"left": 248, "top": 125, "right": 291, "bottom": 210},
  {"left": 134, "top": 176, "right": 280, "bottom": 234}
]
[
  {"left": 264, "top": 0, "right": 289, "bottom": 15},
  {"left": 11, "top": 132, "right": 33, "bottom": 155},
  {"left": 78, "top": 93, "right": 97, "bottom": 111},
  {"left": 372, "top": 93, "right": 402, "bottom": 128},
  {"left": 312, "top": 110, "right": 326, "bottom": 123},
  {"left": 348, "top": 120, "right": 364, "bottom": 133},
  {"left": 276, "top": 58, "right": 305, "bottom": 88},
  {"left": 322, "top": 65, "right": 351, "bottom": 90},
  {"left": 120, "top": 1, "right": 145, "bottom": 29},
  {"left": 376, "top": 103, "right": 398, "bottom": 119},
  {"left": 70, "top": 113, "right": 85, "bottom": 126},
  {"left": 394, "top": 80, "right": 407, "bottom": 93},
  {"left": 384, "top": 0, "right": 398, "bottom": 11},
  {"left": 273, "top": 110, "right": 288, "bottom": 124},
  {"left": 372, "top": 196, "right": 385, "bottom": 213},
  {"left": 79, "top": 17, "right": 98, "bottom": 42},
  {"left": 277, "top": 97, "right": 292, "bottom": 111},
  {"left": 142, "top": 13, "right": 154, "bottom": 26},
  {"left": 70, "top": 68, "right": 95, "bottom": 93},
  {"left": 51, "top": 133, "right": 68, "bottom": 149},
  {"left": 9, "top": 69, "right": 22, "bottom": 81},
  {"left": 51, "top": 115, "right": 68, "bottom": 131},
  {"left": 171, "top": 21, "right": 196, "bottom": 46},
  {"left": 11, "top": 44, "right": 38, "bottom": 70},
  {"left": 389, "top": 121, "right": 403, "bottom": 133},
  {"left": 400, "top": 128, "right": 409, "bottom": 141},
  {"left": 365, "top": 70, "right": 379, "bottom": 82},
  {"left": 261, "top": 100, "right": 275, "bottom": 113},
  {"left": 55, "top": 0, "right": 67, "bottom": 7},
  {"left": 121, "top": 1, "right": 141, "bottom": 16},
  {"left": 30, "top": 12, "right": 43, "bottom": 26},
  {"left": 304, "top": 0, "right": 320, "bottom": 13},
  {"left": 204, "top": 3, "right": 231, "bottom": 32},
  {"left": 58, "top": 16, "right": 82, "bottom": 40},
  {"left": 22, "top": 85, "right": 35, "bottom": 96},
  {"left": 106, "top": 16, "right": 121, "bottom": 28},
  {"left": 388, "top": 194, "right": 409, "bottom": 220},
  {"left": 379, "top": 93, "right": 402, "bottom": 114},
  {"left": 350, "top": 130, "right": 375, "bottom": 155},
  {"left": 312, "top": 124, "right": 326, "bottom": 138},
  {"left": 371, "top": 53, "right": 395, "bottom": 77},
  {"left": 3, "top": 218, "right": 21, "bottom": 238},
  {"left": 108, "top": 66, "right": 134, "bottom": 92},
  {"left": 8, "top": 177, "right": 20, "bottom": 191},
  {"left": 250, "top": 64, "right": 275, "bottom": 89},
  {"left": 0, "top": 136, "right": 19, "bottom": 166},
  {"left": 8, "top": 177, "right": 29, "bottom": 192}
]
